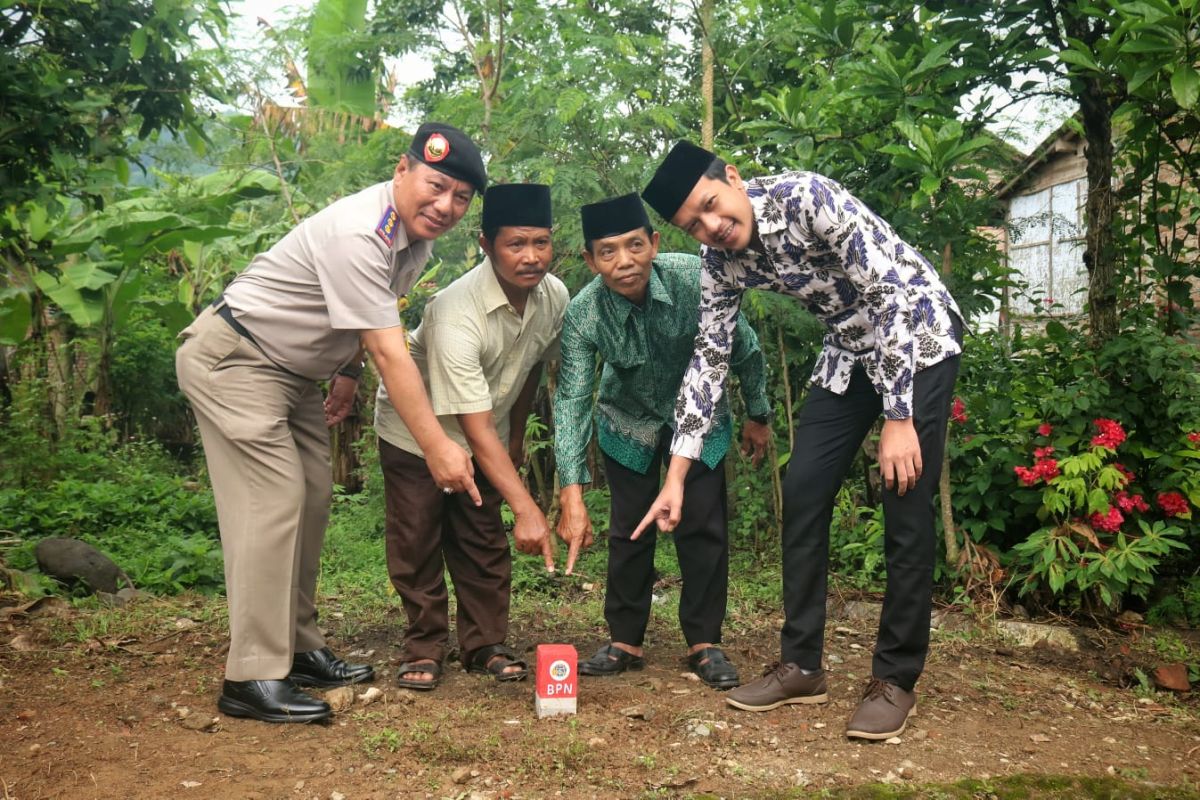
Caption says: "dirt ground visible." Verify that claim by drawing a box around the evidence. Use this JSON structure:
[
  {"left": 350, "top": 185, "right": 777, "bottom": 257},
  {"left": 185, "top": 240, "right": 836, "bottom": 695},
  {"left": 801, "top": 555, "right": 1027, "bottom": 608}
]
[{"left": 2, "top": 593, "right": 1199, "bottom": 800}]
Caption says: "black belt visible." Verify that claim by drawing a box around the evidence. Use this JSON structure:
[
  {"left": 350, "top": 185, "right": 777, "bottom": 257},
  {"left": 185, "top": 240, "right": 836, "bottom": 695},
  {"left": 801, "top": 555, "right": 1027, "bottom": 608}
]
[
  {"left": 209, "top": 295, "right": 315, "bottom": 382},
  {"left": 211, "top": 295, "right": 257, "bottom": 345}
]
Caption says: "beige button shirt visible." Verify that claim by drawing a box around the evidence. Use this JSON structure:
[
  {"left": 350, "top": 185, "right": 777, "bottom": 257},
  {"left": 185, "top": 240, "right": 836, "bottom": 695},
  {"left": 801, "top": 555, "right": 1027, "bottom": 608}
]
[
  {"left": 222, "top": 181, "right": 433, "bottom": 380},
  {"left": 375, "top": 258, "right": 569, "bottom": 457}
]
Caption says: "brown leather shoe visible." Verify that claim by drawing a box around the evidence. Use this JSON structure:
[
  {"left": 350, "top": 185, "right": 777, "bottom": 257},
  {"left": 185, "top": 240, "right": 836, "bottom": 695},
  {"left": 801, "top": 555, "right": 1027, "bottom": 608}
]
[
  {"left": 845, "top": 678, "right": 916, "bottom": 740},
  {"left": 725, "top": 662, "right": 828, "bottom": 712}
]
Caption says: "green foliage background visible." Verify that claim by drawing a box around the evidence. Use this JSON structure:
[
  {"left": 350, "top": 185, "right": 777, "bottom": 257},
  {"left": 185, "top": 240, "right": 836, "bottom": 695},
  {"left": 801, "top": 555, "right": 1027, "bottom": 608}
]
[{"left": 1, "top": 0, "right": 1199, "bottom": 626}]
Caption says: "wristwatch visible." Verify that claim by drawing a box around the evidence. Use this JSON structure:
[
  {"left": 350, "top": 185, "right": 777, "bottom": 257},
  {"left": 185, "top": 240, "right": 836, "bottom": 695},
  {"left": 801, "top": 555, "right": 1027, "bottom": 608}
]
[
  {"left": 748, "top": 413, "right": 770, "bottom": 425},
  {"left": 337, "top": 360, "right": 365, "bottom": 380}
]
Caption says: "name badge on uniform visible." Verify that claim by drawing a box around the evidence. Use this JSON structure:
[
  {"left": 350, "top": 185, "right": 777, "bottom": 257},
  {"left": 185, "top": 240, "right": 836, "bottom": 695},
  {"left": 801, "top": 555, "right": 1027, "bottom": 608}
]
[{"left": 376, "top": 205, "right": 399, "bottom": 246}]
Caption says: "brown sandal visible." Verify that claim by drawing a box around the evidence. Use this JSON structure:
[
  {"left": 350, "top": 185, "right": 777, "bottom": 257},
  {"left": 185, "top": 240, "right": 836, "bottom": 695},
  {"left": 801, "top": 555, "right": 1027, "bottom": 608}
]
[
  {"left": 466, "top": 644, "right": 529, "bottom": 682},
  {"left": 395, "top": 659, "right": 442, "bottom": 691}
]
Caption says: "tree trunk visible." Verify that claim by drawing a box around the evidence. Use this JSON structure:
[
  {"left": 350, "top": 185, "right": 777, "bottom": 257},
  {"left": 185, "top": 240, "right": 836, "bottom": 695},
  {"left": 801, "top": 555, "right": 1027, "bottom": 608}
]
[
  {"left": 1079, "top": 76, "right": 1118, "bottom": 345},
  {"left": 939, "top": 431, "right": 959, "bottom": 566},
  {"left": 939, "top": 242, "right": 959, "bottom": 565},
  {"left": 330, "top": 411, "right": 364, "bottom": 493},
  {"left": 330, "top": 379, "right": 367, "bottom": 494},
  {"left": 700, "top": 0, "right": 714, "bottom": 149}
]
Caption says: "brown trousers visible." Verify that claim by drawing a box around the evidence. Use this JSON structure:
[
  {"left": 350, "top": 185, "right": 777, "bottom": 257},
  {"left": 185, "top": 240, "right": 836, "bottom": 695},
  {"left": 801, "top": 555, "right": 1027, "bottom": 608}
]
[
  {"left": 379, "top": 439, "right": 510, "bottom": 665},
  {"left": 175, "top": 307, "right": 329, "bottom": 681}
]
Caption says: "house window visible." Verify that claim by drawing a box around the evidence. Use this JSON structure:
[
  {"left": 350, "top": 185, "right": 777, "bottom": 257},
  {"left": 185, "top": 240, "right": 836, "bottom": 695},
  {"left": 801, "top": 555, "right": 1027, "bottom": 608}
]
[{"left": 1007, "top": 179, "right": 1088, "bottom": 315}]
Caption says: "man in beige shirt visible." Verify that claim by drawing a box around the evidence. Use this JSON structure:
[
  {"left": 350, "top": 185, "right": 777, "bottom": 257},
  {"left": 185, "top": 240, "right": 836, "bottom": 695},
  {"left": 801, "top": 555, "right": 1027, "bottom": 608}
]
[
  {"left": 176, "top": 123, "right": 486, "bottom": 723},
  {"left": 375, "top": 183, "right": 568, "bottom": 689}
]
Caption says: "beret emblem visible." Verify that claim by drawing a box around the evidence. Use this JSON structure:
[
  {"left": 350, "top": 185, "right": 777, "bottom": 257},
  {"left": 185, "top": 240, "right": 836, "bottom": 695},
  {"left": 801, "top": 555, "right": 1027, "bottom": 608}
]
[{"left": 424, "top": 133, "right": 450, "bottom": 162}]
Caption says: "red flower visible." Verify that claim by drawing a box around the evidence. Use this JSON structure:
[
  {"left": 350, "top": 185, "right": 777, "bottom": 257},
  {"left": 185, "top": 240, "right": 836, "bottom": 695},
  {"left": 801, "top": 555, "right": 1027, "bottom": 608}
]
[
  {"left": 1090, "top": 418, "right": 1127, "bottom": 450},
  {"left": 1014, "top": 465, "right": 1038, "bottom": 486},
  {"left": 951, "top": 397, "right": 968, "bottom": 424},
  {"left": 1034, "top": 446, "right": 1055, "bottom": 458},
  {"left": 1089, "top": 506, "right": 1124, "bottom": 533},
  {"left": 1014, "top": 456, "right": 1060, "bottom": 486},
  {"left": 1033, "top": 457, "right": 1060, "bottom": 481},
  {"left": 1114, "top": 463, "right": 1135, "bottom": 485},
  {"left": 1188, "top": 432, "right": 1200, "bottom": 446},
  {"left": 1037, "top": 423, "right": 1053, "bottom": 437},
  {"left": 1113, "top": 491, "right": 1150, "bottom": 514},
  {"left": 1157, "top": 491, "right": 1190, "bottom": 518}
]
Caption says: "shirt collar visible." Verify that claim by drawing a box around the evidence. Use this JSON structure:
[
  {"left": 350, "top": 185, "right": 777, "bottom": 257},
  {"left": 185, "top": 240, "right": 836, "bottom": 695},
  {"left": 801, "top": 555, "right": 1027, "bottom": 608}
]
[
  {"left": 477, "top": 256, "right": 544, "bottom": 314},
  {"left": 382, "top": 180, "right": 432, "bottom": 260},
  {"left": 748, "top": 176, "right": 788, "bottom": 237},
  {"left": 603, "top": 260, "right": 674, "bottom": 324}
]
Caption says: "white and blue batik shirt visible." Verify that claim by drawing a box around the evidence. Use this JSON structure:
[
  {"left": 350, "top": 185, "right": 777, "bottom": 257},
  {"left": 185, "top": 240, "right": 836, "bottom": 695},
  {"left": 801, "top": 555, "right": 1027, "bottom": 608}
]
[{"left": 670, "top": 171, "right": 963, "bottom": 460}]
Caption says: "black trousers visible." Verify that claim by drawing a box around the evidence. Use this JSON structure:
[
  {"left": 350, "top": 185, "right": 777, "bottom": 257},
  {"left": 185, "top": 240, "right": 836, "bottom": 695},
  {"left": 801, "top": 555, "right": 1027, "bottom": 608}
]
[
  {"left": 780, "top": 348, "right": 961, "bottom": 692},
  {"left": 604, "top": 435, "right": 729, "bottom": 648}
]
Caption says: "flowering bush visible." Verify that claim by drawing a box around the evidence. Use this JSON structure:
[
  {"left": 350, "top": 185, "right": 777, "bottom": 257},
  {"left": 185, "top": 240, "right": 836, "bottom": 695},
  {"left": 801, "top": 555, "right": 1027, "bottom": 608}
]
[
  {"left": 948, "top": 324, "right": 1200, "bottom": 619},
  {"left": 1009, "top": 418, "right": 1188, "bottom": 610},
  {"left": 951, "top": 396, "right": 968, "bottom": 424}
]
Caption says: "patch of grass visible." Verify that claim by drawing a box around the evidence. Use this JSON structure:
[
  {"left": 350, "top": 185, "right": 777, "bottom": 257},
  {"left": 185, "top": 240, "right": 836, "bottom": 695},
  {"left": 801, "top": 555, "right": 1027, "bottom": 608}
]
[
  {"left": 43, "top": 592, "right": 223, "bottom": 646},
  {"left": 762, "top": 776, "right": 1200, "bottom": 799},
  {"left": 513, "top": 727, "right": 591, "bottom": 779},
  {"left": 317, "top": 451, "right": 394, "bottom": 632},
  {"left": 361, "top": 727, "right": 402, "bottom": 755}
]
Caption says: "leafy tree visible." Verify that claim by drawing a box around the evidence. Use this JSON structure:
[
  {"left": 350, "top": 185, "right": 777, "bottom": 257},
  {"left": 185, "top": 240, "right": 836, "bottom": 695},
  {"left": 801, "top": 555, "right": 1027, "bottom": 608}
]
[
  {"left": 1, "top": 0, "right": 232, "bottom": 420},
  {"left": 373, "top": 0, "right": 702, "bottom": 286},
  {"left": 0, "top": 0, "right": 229, "bottom": 209},
  {"left": 307, "top": 0, "right": 378, "bottom": 115}
]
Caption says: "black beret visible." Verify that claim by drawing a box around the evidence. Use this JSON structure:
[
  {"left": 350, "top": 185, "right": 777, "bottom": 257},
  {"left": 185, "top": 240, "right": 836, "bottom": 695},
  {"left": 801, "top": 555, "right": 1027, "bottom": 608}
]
[
  {"left": 407, "top": 122, "right": 487, "bottom": 193},
  {"left": 481, "top": 183, "right": 553, "bottom": 233},
  {"left": 581, "top": 193, "right": 651, "bottom": 242},
  {"left": 641, "top": 140, "right": 718, "bottom": 222}
]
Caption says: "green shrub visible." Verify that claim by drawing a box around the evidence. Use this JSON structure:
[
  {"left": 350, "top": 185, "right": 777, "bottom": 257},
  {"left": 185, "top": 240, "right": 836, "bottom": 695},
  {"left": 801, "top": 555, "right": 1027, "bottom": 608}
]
[
  {"left": 949, "top": 324, "right": 1200, "bottom": 614},
  {"left": 1, "top": 382, "right": 222, "bottom": 594},
  {"left": 829, "top": 496, "right": 887, "bottom": 591}
]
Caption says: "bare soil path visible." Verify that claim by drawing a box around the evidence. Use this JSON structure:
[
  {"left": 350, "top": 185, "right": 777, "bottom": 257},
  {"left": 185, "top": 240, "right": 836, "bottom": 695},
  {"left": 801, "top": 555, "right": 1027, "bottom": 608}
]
[{"left": 2, "top": 595, "right": 1198, "bottom": 800}]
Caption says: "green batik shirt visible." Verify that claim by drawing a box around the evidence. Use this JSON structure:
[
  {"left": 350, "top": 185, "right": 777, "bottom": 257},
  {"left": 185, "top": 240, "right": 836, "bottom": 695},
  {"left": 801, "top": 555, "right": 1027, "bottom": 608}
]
[{"left": 554, "top": 253, "right": 770, "bottom": 484}]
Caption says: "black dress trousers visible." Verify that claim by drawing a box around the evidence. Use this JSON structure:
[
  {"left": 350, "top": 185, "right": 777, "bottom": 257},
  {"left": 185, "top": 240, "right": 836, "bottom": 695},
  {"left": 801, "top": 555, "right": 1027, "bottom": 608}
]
[
  {"left": 779, "top": 336, "right": 962, "bottom": 692},
  {"left": 604, "top": 431, "right": 729, "bottom": 648}
]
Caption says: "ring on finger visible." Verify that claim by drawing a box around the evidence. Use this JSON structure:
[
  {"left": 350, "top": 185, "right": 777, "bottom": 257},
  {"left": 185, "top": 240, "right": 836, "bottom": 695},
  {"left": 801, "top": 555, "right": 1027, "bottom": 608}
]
[{"left": 442, "top": 487, "right": 454, "bottom": 495}]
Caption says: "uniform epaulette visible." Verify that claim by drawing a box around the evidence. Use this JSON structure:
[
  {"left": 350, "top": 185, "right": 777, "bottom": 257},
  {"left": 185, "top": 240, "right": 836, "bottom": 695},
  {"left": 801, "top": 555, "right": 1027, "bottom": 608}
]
[{"left": 376, "top": 205, "right": 399, "bottom": 246}]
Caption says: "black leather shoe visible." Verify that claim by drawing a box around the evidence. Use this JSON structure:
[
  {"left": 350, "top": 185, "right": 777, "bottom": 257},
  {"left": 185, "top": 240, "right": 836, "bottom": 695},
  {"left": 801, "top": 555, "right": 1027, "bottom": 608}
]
[
  {"left": 217, "top": 679, "right": 332, "bottom": 723},
  {"left": 288, "top": 647, "right": 375, "bottom": 688}
]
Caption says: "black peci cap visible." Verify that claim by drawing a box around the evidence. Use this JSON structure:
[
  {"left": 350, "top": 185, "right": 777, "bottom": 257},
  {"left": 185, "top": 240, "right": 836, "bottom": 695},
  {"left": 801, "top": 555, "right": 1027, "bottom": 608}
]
[
  {"left": 641, "top": 140, "right": 718, "bottom": 222},
  {"left": 408, "top": 122, "right": 487, "bottom": 193},
  {"left": 481, "top": 183, "right": 553, "bottom": 233},
  {"left": 580, "top": 193, "right": 652, "bottom": 242}
]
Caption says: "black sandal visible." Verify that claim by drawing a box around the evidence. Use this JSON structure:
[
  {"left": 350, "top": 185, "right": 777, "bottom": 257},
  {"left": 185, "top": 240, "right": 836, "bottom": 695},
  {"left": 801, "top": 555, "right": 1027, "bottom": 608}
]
[
  {"left": 466, "top": 644, "right": 529, "bottom": 682},
  {"left": 688, "top": 647, "right": 740, "bottom": 690},
  {"left": 579, "top": 643, "right": 646, "bottom": 676},
  {"left": 396, "top": 659, "right": 442, "bottom": 691}
]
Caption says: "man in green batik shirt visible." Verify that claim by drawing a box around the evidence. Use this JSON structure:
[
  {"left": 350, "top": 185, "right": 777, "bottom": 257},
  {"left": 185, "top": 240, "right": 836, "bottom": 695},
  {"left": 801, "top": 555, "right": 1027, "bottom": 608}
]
[{"left": 554, "top": 193, "right": 771, "bottom": 689}]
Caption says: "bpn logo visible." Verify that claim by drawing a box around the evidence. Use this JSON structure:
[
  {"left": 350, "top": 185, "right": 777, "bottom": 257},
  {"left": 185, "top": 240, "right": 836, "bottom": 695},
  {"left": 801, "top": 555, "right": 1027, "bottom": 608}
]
[{"left": 549, "top": 659, "right": 571, "bottom": 681}]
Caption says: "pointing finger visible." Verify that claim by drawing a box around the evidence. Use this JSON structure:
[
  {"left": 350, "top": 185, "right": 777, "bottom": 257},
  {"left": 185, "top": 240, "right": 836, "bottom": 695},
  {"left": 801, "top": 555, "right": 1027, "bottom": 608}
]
[
  {"left": 462, "top": 475, "right": 482, "bottom": 506},
  {"left": 631, "top": 511, "right": 655, "bottom": 541},
  {"left": 566, "top": 534, "right": 582, "bottom": 576}
]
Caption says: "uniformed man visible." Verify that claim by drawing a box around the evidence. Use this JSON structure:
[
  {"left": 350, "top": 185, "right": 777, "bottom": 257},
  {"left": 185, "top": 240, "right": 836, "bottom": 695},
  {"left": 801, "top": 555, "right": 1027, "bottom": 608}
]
[
  {"left": 376, "top": 183, "right": 568, "bottom": 690},
  {"left": 554, "top": 194, "right": 770, "bottom": 689},
  {"left": 635, "top": 141, "right": 963, "bottom": 740},
  {"left": 175, "top": 122, "right": 487, "bottom": 723}
]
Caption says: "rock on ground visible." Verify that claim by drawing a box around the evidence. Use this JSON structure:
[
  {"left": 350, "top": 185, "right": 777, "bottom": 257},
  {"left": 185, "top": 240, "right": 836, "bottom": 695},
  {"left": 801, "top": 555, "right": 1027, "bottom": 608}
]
[{"left": 34, "top": 538, "right": 127, "bottom": 594}]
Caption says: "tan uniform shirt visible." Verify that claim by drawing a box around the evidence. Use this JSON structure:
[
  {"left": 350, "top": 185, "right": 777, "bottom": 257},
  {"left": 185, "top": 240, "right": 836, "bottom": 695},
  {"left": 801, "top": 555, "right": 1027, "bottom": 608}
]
[
  {"left": 222, "top": 180, "right": 433, "bottom": 380},
  {"left": 375, "top": 258, "right": 569, "bottom": 456}
]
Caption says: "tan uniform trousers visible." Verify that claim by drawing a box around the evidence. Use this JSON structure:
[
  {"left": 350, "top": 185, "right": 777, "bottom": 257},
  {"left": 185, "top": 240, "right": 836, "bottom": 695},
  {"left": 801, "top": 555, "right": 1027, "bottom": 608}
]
[{"left": 176, "top": 307, "right": 329, "bottom": 681}]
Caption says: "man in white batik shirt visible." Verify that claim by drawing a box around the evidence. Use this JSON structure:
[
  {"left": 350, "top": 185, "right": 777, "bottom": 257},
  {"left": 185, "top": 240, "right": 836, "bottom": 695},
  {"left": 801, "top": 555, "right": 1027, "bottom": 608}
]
[{"left": 636, "top": 141, "right": 964, "bottom": 741}]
